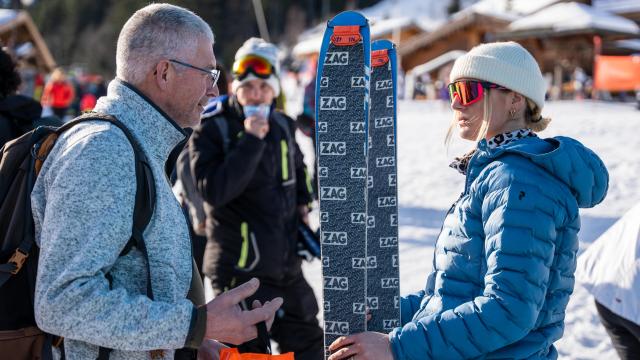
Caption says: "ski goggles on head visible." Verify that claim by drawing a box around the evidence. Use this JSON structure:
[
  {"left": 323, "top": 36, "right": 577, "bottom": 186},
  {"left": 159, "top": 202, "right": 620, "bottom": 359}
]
[
  {"left": 232, "top": 55, "right": 275, "bottom": 80},
  {"left": 448, "top": 80, "right": 509, "bottom": 106}
]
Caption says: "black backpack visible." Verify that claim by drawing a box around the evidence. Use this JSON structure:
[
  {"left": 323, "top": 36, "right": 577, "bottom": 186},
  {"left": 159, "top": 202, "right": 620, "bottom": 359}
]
[{"left": 0, "top": 113, "right": 156, "bottom": 360}]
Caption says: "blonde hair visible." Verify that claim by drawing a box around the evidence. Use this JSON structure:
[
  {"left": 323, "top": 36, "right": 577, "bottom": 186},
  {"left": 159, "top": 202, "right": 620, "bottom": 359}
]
[
  {"left": 444, "top": 88, "right": 493, "bottom": 148},
  {"left": 525, "top": 98, "right": 552, "bottom": 132},
  {"left": 444, "top": 89, "right": 552, "bottom": 149}
]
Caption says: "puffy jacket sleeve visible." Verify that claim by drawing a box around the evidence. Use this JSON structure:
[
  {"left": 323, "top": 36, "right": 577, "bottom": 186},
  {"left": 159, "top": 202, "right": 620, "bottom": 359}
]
[
  {"left": 190, "top": 118, "right": 266, "bottom": 207},
  {"left": 400, "top": 290, "right": 426, "bottom": 326},
  {"left": 33, "top": 128, "right": 196, "bottom": 350},
  {"left": 390, "top": 163, "right": 562, "bottom": 359},
  {"left": 399, "top": 270, "right": 436, "bottom": 326}
]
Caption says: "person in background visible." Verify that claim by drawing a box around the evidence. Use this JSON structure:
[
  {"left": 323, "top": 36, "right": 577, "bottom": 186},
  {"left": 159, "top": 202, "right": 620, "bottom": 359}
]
[
  {"left": 328, "top": 41, "right": 609, "bottom": 360},
  {"left": 0, "top": 48, "right": 60, "bottom": 148},
  {"left": 17, "top": 57, "right": 38, "bottom": 99},
  {"left": 41, "top": 67, "right": 75, "bottom": 119},
  {"left": 296, "top": 58, "right": 318, "bottom": 199},
  {"left": 173, "top": 63, "right": 230, "bottom": 281},
  {"left": 577, "top": 203, "right": 640, "bottom": 360},
  {"left": 190, "top": 37, "right": 322, "bottom": 359}
]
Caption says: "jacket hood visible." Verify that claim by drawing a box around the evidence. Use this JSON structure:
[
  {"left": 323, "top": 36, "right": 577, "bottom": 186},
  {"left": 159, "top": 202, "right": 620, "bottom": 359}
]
[
  {"left": 0, "top": 94, "right": 42, "bottom": 123},
  {"left": 476, "top": 136, "right": 609, "bottom": 208}
]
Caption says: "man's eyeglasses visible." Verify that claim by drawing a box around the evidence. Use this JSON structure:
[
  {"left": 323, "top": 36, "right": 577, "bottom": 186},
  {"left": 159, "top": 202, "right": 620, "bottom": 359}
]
[
  {"left": 169, "top": 59, "right": 220, "bottom": 88},
  {"left": 448, "top": 80, "right": 509, "bottom": 106}
]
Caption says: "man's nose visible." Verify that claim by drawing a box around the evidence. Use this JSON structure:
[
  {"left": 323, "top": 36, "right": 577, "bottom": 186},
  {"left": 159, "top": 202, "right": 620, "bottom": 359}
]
[{"left": 207, "top": 84, "right": 219, "bottom": 98}]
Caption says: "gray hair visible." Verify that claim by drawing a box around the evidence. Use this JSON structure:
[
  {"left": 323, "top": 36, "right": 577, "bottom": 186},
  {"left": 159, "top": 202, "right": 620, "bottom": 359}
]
[{"left": 116, "top": 3, "right": 214, "bottom": 85}]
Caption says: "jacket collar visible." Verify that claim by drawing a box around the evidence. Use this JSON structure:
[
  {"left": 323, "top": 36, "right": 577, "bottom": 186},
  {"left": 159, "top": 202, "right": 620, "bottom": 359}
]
[{"left": 93, "top": 79, "right": 187, "bottom": 163}]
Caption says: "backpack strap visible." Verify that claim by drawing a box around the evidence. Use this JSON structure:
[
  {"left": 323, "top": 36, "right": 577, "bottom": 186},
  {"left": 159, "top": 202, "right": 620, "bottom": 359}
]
[
  {"left": 63, "top": 113, "right": 157, "bottom": 360},
  {"left": 212, "top": 117, "right": 230, "bottom": 154},
  {"left": 66, "top": 113, "right": 156, "bottom": 298}
]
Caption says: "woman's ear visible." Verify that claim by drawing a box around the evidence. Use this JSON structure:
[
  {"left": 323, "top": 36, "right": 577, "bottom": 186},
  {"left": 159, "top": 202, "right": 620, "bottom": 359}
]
[
  {"left": 511, "top": 91, "right": 524, "bottom": 105},
  {"left": 510, "top": 91, "right": 526, "bottom": 112}
]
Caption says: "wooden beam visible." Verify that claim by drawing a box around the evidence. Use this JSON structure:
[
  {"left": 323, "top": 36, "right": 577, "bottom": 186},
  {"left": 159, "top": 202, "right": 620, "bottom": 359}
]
[{"left": 18, "top": 11, "right": 56, "bottom": 72}]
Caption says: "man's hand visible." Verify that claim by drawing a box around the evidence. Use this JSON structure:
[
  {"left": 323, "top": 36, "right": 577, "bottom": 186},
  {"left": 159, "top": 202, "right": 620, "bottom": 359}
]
[
  {"left": 250, "top": 299, "right": 277, "bottom": 330},
  {"left": 244, "top": 116, "right": 269, "bottom": 139},
  {"left": 298, "top": 205, "right": 309, "bottom": 225},
  {"left": 328, "top": 332, "right": 393, "bottom": 360},
  {"left": 203, "top": 278, "right": 283, "bottom": 345},
  {"left": 197, "top": 339, "right": 228, "bottom": 360}
]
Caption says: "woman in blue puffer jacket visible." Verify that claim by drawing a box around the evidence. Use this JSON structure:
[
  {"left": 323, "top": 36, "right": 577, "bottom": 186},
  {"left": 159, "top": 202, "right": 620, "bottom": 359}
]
[{"left": 328, "top": 42, "right": 609, "bottom": 360}]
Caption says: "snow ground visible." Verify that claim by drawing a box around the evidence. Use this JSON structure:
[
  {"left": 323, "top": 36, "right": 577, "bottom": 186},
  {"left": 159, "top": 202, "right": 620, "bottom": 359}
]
[{"left": 207, "top": 99, "right": 640, "bottom": 358}]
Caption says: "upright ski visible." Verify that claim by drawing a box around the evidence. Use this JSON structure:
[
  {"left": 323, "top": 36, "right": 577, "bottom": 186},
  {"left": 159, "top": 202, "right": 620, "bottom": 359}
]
[
  {"left": 315, "top": 11, "right": 371, "bottom": 356},
  {"left": 366, "top": 39, "right": 400, "bottom": 333}
]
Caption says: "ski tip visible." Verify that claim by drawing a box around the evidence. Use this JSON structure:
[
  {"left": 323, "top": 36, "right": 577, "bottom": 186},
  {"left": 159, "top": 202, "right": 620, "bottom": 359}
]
[
  {"left": 328, "top": 10, "right": 368, "bottom": 27},
  {"left": 372, "top": 39, "right": 396, "bottom": 51}
]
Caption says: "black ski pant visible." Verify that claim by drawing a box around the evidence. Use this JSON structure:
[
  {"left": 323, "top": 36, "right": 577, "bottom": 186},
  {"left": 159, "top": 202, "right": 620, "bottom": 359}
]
[
  {"left": 213, "top": 272, "right": 324, "bottom": 360},
  {"left": 595, "top": 300, "right": 640, "bottom": 360}
]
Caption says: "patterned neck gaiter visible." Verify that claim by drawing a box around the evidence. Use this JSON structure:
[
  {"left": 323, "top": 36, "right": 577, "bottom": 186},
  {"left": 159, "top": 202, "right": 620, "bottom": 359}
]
[{"left": 449, "top": 128, "right": 536, "bottom": 175}]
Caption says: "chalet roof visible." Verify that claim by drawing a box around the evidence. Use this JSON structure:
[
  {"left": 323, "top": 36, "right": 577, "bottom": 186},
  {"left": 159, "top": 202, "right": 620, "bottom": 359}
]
[
  {"left": 463, "top": 0, "right": 561, "bottom": 17},
  {"left": 0, "top": 9, "right": 55, "bottom": 72},
  {"left": 292, "top": 16, "right": 435, "bottom": 57},
  {"left": 593, "top": 0, "right": 640, "bottom": 14},
  {"left": 500, "top": 2, "right": 640, "bottom": 38},
  {"left": 407, "top": 50, "right": 467, "bottom": 77},
  {"left": 397, "top": 11, "right": 512, "bottom": 57}
]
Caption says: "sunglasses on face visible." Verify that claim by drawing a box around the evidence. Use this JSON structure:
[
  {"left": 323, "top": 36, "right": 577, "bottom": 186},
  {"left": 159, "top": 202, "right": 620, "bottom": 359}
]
[
  {"left": 169, "top": 59, "right": 220, "bottom": 89},
  {"left": 232, "top": 55, "right": 275, "bottom": 80},
  {"left": 448, "top": 80, "right": 509, "bottom": 106}
]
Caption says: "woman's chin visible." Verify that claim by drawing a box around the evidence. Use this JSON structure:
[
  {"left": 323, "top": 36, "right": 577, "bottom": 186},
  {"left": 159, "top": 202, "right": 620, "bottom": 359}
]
[{"left": 457, "top": 128, "right": 477, "bottom": 141}]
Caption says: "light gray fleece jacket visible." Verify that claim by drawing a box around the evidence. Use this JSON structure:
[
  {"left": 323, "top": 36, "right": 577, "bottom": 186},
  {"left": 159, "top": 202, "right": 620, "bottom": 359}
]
[{"left": 31, "top": 79, "right": 205, "bottom": 359}]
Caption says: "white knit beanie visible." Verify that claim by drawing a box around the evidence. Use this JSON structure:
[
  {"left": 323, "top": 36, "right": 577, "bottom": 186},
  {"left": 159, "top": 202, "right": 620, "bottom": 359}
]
[
  {"left": 232, "top": 37, "right": 280, "bottom": 97},
  {"left": 449, "top": 41, "right": 546, "bottom": 110}
]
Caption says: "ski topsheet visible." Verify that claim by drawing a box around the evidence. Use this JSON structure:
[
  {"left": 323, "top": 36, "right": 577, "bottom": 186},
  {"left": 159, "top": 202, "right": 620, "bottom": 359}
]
[
  {"left": 316, "top": 11, "right": 370, "bottom": 355},
  {"left": 366, "top": 39, "right": 400, "bottom": 333}
]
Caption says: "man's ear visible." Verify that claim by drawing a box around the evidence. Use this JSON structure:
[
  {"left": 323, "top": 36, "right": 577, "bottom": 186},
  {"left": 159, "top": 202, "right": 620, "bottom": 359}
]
[{"left": 154, "top": 61, "right": 171, "bottom": 90}]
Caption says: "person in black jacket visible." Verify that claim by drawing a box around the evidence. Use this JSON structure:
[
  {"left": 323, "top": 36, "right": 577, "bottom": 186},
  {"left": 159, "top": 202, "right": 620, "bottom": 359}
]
[
  {"left": 0, "top": 48, "right": 62, "bottom": 149},
  {"left": 190, "top": 38, "right": 322, "bottom": 359}
]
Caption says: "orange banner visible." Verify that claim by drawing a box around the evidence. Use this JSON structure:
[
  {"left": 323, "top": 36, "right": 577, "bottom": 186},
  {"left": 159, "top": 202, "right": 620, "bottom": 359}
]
[{"left": 594, "top": 55, "right": 640, "bottom": 91}]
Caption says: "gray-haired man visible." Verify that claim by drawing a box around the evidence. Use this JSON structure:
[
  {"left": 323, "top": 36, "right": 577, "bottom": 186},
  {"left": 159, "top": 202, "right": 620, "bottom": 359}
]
[{"left": 31, "top": 4, "right": 281, "bottom": 359}]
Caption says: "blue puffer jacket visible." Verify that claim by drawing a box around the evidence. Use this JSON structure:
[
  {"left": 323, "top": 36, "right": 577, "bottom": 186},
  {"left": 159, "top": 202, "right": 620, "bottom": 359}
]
[{"left": 389, "top": 136, "right": 608, "bottom": 360}]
